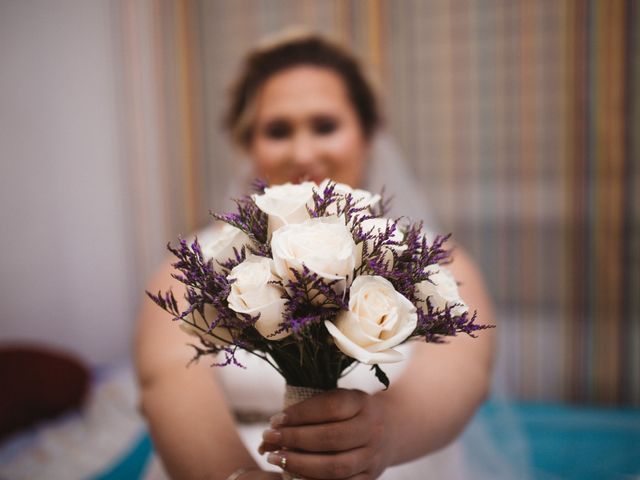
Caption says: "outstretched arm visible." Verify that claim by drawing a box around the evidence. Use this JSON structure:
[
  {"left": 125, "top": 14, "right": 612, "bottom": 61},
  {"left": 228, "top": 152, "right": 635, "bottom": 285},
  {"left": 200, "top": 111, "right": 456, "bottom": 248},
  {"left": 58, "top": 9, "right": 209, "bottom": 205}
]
[
  {"left": 135, "top": 260, "right": 279, "bottom": 480},
  {"left": 260, "top": 247, "right": 496, "bottom": 479},
  {"left": 377, "top": 246, "right": 495, "bottom": 462}
]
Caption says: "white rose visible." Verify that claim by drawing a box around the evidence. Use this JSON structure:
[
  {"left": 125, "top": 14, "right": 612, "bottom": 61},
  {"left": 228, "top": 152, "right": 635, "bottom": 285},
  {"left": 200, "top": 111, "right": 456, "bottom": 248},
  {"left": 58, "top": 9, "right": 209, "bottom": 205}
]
[
  {"left": 227, "top": 255, "right": 289, "bottom": 340},
  {"left": 201, "top": 222, "right": 251, "bottom": 267},
  {"left": 360, "top": 217, "right": 406, "bottom": 267},
  {"left": 180, "top": 303, "right": 233, "bottom": 345},
  {"left": 318, "top": 179, "right": 380, "bottom": 212},
  {"left": 415, "top": 265, "right": 468, "bottom": 317},
  {"left": 252, "top": 182, "right": 316, "bottom": 235},
  {"left": 271, "top": 217, "right": 361, "bottom": 298},
  {"left": 324, "top": 275, "right": 417, "bottom": 364}
]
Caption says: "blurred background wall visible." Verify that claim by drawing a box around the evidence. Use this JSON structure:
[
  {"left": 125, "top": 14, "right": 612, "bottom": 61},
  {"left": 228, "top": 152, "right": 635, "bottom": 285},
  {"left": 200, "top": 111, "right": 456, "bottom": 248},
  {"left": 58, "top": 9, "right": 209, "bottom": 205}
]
[
  {"left": 1, "top": 0, "right": 638, "bottom": 405},
  {"left": 0, "top": 1, "right": 138, "bottom": 365}
]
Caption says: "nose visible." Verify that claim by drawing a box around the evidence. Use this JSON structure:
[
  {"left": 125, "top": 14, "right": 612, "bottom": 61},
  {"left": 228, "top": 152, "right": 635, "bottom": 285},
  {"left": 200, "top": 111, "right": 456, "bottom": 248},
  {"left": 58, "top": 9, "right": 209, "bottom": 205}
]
[{"left": 290, "top": 130, "right": 318, "bottom": 166}]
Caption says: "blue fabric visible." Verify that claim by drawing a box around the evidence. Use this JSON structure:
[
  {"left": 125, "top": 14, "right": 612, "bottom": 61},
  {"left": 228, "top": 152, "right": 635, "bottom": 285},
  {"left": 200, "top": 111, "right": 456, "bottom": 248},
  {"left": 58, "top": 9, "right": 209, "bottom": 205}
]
[
  {"left": 518, "top": 403, "right": 640, "bottom": 479},
  {"left": 90, "top": 432, "right": 153, "bottom": 480},
  {"left": 476, "top": 401, "right": 640, "bottom": 479}
]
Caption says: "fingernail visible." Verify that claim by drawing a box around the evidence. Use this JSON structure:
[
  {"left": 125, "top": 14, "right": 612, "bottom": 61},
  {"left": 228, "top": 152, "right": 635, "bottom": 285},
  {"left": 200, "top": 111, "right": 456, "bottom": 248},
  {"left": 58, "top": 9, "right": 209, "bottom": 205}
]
[
  {"left": 257, "top": 442, "right": 265, "bottom": 455},
  {"left": 270, "top": 412, "right": 287, "bottom": 427},
  {"left": 266, "top": 451, "right": 282, "bottom": 466},
  {"left": 262, "top": 428, "right": 281, "bottom": 444}
]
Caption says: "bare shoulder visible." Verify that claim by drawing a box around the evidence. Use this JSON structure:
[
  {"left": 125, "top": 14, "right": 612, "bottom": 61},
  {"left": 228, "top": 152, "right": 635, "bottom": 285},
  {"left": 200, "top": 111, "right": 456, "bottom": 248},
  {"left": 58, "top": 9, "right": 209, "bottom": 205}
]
[
  {"left": 134, "top": 255, "right": 193, "bottom": 386},
  {"left": 134, "top": 222, "right": 225, "bottom": 384},
  {"left": 145, "top": 221, "right": 220, "bottom": 298},
  {"left": 446, "top": 246, "right": 483, "bottom": 290},
  {"left": 447, "top": 244, "right": 495, "bottom": 326},
  {"left": 145, "top": 256, "right": 186, "bottom": 300}
]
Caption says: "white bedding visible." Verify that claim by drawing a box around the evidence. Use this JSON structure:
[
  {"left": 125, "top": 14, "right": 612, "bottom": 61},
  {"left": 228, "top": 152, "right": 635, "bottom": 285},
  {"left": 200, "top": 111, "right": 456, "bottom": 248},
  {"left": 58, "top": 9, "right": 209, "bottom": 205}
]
[{"left": 0, "top": 367, "right": 148, "bottom": 480}]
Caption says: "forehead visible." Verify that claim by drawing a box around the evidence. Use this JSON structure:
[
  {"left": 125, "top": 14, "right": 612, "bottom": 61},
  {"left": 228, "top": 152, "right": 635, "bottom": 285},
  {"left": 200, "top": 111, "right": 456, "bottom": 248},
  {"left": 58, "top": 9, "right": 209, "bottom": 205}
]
[{"left": 255, "top": 66, "right": 352, "bottom": 120}]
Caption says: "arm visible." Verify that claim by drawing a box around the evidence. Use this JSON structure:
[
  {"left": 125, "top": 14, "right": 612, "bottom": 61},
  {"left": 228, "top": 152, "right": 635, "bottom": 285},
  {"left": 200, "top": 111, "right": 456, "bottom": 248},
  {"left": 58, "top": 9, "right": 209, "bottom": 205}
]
[
  {"left": 260, "top": 247, "right": 496, "bottom": 478},
  {"left": 135, "top": 260, "right": 279, "bottom": 480},
  {"left": 376, "top": 246, "right": 495, "bottom": 462}
]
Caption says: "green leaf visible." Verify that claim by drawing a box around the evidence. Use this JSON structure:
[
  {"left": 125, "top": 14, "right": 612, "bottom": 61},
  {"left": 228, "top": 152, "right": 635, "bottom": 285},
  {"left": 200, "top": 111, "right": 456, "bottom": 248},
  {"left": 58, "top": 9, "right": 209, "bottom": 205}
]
[{"left": 371, "top": 364, "right": 390, "bottom": 390}]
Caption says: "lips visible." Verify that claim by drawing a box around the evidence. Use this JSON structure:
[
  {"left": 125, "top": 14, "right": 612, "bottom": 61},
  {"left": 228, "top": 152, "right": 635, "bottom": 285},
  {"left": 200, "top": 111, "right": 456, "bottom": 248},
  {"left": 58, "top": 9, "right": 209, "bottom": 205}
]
[{"left": 292, "top": 172, "right": 326, "bottom": 185}]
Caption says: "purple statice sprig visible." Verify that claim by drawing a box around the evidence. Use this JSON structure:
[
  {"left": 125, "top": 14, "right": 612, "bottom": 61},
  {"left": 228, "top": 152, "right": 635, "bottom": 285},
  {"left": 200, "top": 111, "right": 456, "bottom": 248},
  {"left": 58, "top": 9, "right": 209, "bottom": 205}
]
[
  {"left": 347, "top": 210, "right": 492, "bottom": 348},
  {"left": 146, "top": 237, "right": 224, "bottom": 333},
  {"left": 272, "top": 264, "right": 348, "bottom": 337},
  {"left": 165, "top": 237, "right": 240, "bottom": 313},
  {"left": 212, "top": 195, "right": 270, "bottom": 258},
  {"left": 146, "top": 236, "right": 264, "bottom": 361},
  {"left": 352, "top": 216, "right": 405, "bottom": 275},
  {"left": 307, "top": 180, "right": 377, "bottom": 227},
  {"left": 186, "top": 342, "right": 247, "bottom": 369},
  {"left": 145, "top": 232, "right": 334, "bottom": 380},
  {"left": 338, "top": 192, "right": 375, "bottom": 228},
  {"left": 266, "top": 320, "right": 355, "bottom": 390},
  {"left": 146, "top": 288, "right": 181, "bottom": 318},
  {"left": 394, "top": 227, "right": 493, "bottom": 343},
  {"left": 250, "top": 178, "right": 269, "bottom": 194},
  {"left": 369, "top": 185, "right": 392, "bottom": 218},
  {"left": 259, "top": 261, "right": 354, "bottom": 389},
  {"left": 307, "top": 181, "right": 341, "bottom": 218},
  {"left": 415, "top": 303, "right": 492, "bottom": 343},
  {"left": 386, "top": 224, "right": 452, "bottom": 302},
  {"left": 148, "top": 178, "right": 493, "bottom": 389},
  {"left": 302, "top": 180, "right": 492, "bottom": 356}
]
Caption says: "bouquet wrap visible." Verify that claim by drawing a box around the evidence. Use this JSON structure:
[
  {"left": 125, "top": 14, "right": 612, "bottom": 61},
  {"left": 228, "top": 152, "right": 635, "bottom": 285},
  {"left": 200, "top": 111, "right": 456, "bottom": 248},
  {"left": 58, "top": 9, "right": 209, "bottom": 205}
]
[{"left": 283, "top": 385, "right": 327, "bottom": 409}]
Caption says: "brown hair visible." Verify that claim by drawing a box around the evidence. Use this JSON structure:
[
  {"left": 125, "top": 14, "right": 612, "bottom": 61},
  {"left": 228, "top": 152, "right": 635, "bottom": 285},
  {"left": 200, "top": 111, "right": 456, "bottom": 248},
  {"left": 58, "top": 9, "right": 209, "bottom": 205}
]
[{"left": 225, "top": 31, "right": 381, "bottom": 148}]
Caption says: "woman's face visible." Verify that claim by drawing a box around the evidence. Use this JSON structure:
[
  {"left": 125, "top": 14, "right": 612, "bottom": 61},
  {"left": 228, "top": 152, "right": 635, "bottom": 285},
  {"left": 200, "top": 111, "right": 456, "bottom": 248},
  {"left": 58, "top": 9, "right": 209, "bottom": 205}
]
[{"left": 248, "top": 66, "right": 369, "bottom": 187}]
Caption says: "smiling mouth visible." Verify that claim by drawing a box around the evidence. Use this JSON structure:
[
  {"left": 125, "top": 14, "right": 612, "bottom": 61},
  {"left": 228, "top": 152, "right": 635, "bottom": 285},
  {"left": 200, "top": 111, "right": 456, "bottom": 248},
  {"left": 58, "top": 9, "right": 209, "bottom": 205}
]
[{"left": 293, "top": 172, "right": 326, "bottom": 185}]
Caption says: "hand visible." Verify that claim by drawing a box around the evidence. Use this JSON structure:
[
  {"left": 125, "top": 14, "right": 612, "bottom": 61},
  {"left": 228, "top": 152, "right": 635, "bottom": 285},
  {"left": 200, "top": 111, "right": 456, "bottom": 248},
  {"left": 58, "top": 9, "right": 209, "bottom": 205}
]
[{"left": 259, "top": 389, "right": 393, "bottom": 479}]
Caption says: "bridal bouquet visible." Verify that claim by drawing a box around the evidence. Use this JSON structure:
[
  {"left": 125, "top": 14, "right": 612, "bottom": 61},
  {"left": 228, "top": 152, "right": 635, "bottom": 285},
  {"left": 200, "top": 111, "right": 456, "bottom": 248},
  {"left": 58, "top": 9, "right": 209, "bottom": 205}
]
[{"left": 148, "top": 179, "right": 490, "bottom": 391}]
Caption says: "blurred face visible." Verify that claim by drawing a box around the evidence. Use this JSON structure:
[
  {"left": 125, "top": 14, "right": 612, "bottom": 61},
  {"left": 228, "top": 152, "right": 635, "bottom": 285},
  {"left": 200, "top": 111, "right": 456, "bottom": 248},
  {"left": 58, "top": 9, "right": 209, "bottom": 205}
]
[{"left": 248, "top": 66, "right": 369, "bottom": 187}]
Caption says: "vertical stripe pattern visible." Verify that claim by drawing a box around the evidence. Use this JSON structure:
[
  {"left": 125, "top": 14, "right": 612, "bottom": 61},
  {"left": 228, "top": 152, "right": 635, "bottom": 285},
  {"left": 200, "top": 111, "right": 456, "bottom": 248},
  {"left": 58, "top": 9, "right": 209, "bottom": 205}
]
[{"left": 117, "top": 0, "right": 640, "bottom": 405}]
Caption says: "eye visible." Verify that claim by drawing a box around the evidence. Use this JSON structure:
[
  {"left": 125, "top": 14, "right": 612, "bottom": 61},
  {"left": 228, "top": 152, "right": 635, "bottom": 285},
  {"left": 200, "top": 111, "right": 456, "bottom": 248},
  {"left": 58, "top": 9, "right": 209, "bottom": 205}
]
[
  {"left": 312, "top": 116, "right": 339, "bottom": 136},
  {"left": 263, "top": 120, "right": 292, "bottom": 140}
]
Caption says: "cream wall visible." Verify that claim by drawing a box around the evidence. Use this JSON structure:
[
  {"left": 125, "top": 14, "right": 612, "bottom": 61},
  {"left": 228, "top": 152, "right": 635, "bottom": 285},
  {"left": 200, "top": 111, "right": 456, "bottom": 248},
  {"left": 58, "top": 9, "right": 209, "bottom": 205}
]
[{"left": 0, "top": 0, "right": 138, "bottom": 365}]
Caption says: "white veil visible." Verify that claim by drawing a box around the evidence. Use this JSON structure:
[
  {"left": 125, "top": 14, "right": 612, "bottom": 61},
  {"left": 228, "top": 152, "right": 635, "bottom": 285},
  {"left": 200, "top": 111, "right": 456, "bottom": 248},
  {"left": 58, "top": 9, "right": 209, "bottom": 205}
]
[
  {"left": 366, "top": 133, "right": 533, "bottom": 478},
  {"left": 221, "top": 132, "right": 532, "bottom": 478},
  {"left": 363, "top": 131, "right": 439, "bottom": 230}
]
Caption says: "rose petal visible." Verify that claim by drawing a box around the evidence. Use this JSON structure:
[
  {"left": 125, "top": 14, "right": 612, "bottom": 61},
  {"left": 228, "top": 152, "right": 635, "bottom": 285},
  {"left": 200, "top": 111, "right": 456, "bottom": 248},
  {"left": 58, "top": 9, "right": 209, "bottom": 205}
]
[
  {"left": 367, "top": 313, "right": 417, "bottom": 353},
  {"left": 252, "top": 298, "right": 289, "bottom": 340},
  {"left": 253, "top": 182, "right": 315, "bottom": 235},
  {"left": 227, "top": 255, "right": 290, "bottom": 340},
  {"left": 201, "top": 223, "right": 251, "bottom": 267},
  {"left": 334, "top": 311, "right": 381, "bottom": 349},
  {"left": 324, "top": 320, "right": 405, "bottom": 364}
]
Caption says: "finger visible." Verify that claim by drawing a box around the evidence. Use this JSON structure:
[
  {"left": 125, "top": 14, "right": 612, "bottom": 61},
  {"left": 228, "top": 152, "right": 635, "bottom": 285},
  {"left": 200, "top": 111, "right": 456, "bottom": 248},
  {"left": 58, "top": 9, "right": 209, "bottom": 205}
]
[
  {"left": 257, "top": 440, "right": 279, "bottom": 455},
  {"left": 258, "top": 440, "right": 282, "bottom": 455},
  {"left": 263, "top": 415, "right": 371, "bottom": 452},
  {"left": 271, "top": 389, "right": 366, "bottom": 427},
  {"left": 266, "top": 447, "right": 371, "bottom": 479},
  {"left": 280, "top": 474, "right": 369, "bottom": 480}
]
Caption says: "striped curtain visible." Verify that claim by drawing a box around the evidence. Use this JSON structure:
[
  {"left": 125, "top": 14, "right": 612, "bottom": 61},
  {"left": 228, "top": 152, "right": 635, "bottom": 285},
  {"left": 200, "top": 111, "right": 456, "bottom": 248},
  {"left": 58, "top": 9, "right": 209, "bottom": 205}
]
[{"left": 117, "top": 0, "right": 640, "bottom": 405}]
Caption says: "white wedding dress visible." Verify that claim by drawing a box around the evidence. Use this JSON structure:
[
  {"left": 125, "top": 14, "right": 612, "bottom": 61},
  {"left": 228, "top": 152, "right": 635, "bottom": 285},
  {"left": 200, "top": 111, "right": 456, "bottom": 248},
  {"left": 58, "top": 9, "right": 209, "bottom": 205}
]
[
  {"left": 220, "top": 347, "right": 469, "bottom": 479},
  {"left": 144, "top": 133, "right": 529, "bottom": 479},
  {"left": 143, "top": 343, "right": 469, "bottom": 479}
]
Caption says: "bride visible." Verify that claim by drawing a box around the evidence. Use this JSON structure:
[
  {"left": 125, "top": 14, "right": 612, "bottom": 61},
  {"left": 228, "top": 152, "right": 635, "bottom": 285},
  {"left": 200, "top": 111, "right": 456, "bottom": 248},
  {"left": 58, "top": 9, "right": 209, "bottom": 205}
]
[{"left": 135, "top": 30, "right": 496, "bottom": 480}]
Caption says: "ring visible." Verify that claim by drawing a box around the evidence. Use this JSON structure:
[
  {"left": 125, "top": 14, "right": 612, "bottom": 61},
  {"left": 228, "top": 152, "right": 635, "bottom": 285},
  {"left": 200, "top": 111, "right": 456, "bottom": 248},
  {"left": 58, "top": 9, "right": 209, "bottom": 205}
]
[{"left": 280, "top": 455, "right": 287, "bottom": 470}]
